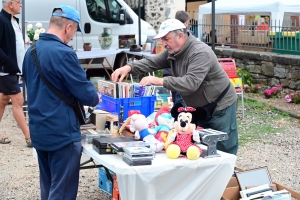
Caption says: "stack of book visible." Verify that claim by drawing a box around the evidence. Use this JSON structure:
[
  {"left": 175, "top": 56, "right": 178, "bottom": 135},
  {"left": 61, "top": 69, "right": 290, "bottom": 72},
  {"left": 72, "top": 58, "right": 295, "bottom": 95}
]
[
  {"left": 97, "top": 79, "right": 170, "bottom": 99},
  {"left": 122, "top": 146, "right": 155, "bottom": 166}
]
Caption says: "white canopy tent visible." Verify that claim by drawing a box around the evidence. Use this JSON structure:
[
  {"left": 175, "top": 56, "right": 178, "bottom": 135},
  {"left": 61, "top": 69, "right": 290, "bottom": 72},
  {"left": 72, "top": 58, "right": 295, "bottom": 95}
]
[{"left": 198, "top": 0, "right": 300, "bottom": 38}]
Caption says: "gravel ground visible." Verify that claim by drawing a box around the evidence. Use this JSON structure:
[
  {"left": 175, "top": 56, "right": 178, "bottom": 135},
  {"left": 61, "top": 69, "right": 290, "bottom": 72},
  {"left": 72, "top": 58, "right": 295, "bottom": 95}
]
[{"left": 0, "top": 97, "right": 299, "bottom": 199}]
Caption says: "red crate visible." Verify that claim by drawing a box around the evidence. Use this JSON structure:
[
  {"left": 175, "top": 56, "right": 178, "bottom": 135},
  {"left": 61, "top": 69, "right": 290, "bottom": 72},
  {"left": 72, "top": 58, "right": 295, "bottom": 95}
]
[
  {"left": 218, "top": 58, "right": 238, "bottom": 78},
  {"left": 112, "top": 174, "right": 121, "bottom": 200}
]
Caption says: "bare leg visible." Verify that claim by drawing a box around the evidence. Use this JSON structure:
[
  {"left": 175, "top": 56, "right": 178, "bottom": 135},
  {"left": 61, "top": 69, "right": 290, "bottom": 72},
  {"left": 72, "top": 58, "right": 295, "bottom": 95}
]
[
  {"left": 9, "top": 92, "right": 30, "bottom": 139},
  {"left": 0, "top": 93, "right": 11, "bottom": 143},
  {"left": 0, "top": 93, "right": 10, "bottom": 120}
]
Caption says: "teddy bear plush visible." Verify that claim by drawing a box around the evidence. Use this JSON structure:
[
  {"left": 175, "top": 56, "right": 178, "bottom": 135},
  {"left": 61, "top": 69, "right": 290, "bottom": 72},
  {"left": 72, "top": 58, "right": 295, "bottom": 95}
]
[
  {"left": 130, "top": 114, "right": 164, "bottom": 152},
  {"left": 166, "top": 105, "right": 202, "bottom": 160}
]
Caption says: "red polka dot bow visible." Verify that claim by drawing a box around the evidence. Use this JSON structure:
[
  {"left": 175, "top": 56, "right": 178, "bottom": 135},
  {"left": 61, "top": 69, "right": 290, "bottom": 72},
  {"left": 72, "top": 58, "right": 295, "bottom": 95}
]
[{"left": 178, "top": 107, "right": 196, "bottom": 112}]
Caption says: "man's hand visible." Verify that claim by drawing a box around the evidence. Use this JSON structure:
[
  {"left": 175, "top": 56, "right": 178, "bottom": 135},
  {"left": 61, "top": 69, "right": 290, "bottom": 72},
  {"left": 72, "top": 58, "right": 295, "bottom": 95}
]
[
  {"left": 140, "top": 76, "right": 163, "bottom": 86},
  {"left": 111, "top": 65, "right": 131, "bottom": 82}
]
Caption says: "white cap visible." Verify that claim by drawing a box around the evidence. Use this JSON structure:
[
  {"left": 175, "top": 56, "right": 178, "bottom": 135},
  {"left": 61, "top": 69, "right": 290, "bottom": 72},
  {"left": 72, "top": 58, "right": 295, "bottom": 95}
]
[{"left": 153, "top": 19, "right": 186, "bottom": 40}]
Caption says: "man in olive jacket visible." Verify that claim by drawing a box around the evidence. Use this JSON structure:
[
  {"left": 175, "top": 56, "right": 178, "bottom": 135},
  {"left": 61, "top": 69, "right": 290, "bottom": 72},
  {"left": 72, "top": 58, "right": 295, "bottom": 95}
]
[{"left": 112, "top": 19, "right": 238, "bottom": 155}]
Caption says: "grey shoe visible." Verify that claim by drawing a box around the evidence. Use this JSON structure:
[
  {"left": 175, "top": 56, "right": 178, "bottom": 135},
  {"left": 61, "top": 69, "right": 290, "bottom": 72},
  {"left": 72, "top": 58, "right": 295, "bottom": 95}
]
[{"left": 25, "top": 138, "right": 32, "bottom": 148}]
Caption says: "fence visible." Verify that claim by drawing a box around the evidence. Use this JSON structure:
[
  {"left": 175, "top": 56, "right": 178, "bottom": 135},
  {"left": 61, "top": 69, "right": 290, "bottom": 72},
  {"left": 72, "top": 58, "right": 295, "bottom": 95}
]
[{"left": 188, "top": 18, "right": 300, "bottom": 55}]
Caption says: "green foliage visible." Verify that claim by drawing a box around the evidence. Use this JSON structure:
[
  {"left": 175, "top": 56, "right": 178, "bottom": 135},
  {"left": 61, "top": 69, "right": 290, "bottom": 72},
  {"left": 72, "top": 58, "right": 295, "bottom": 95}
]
[
  {"left": 154, "top": 70, "right": 163, "bottom": 78},
  {"left": 237, "top": 67, "right": 253, "bottom": 86},
  {"left": 244, "top": 84, "right": 262, "bottom": 93},
  {"left": 27, "top": 29, "right": 35, "bottom": 42}
]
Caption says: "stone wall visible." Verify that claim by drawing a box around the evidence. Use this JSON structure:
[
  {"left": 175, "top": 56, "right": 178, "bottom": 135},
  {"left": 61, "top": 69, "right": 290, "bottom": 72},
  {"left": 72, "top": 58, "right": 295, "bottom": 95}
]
[{"left": 215, "top": 48, "right": 300, "bottom": 91}]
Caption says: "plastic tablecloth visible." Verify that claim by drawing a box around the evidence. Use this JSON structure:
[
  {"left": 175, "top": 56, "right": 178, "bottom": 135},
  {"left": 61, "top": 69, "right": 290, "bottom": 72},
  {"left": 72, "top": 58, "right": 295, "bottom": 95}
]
[{"left": 82, "top": 145, "right": 236, "bottom": 200}]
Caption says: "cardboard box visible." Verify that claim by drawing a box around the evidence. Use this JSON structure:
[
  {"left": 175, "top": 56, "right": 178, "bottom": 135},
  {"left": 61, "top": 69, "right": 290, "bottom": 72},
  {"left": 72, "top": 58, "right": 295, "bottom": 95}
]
[
  {"left": 221, "top": 176, "right": 300, "bottom": 200},
  {"left": 90, "top": 110, "right": 109, "bottom": 130},
  {"left": 221, "top": 177, "right": 241, "bottom": 200},
  {"left": 98, "top": 167, "right": 114, "bottom": 195}
]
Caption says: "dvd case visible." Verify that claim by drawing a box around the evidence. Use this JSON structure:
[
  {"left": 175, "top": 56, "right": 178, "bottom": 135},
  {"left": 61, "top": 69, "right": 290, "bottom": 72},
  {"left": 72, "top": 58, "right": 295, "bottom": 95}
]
[
  {"left": 122, "top": 146, "right": 154, "bottom": 157},
  {"left": 110, "top": 141, "right": 148, "bottom": 153},
  {"left": 122, "top": 155, "right": 152, "bottom": 166}
]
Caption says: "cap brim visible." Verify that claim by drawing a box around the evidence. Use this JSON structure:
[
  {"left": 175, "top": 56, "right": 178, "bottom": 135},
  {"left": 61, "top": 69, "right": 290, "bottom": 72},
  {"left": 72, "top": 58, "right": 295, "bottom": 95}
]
[
  {"left": 153, "top": 31, "right": 169, "bottom": 40},
  {"left": 77, "top": 24, "right": 82, "bottom": 33}
]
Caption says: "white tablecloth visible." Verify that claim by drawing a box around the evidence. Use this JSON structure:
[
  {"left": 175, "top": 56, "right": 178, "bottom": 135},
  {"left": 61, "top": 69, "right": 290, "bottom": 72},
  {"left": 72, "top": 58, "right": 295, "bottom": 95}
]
[
  {"left": 76, "top": 48, "right": 123, "bottom": 59},
  {"left": 82, "top": 145, "right": 236, "bottom": 200}
]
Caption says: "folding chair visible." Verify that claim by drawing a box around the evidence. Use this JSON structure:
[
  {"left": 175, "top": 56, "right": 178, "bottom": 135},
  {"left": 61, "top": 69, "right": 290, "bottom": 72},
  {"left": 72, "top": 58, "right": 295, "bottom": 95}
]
[
  {"left": 230, "top": 78, "right": 245, "bottom": 119},
  {"left": 218, "top": 58, "right": 245, "bottom": 119}
]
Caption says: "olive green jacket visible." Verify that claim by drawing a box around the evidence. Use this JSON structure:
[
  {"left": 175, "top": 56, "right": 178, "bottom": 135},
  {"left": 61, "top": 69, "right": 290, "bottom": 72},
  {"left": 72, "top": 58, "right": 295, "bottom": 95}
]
[{"left": 128, "top": 34, "right": 237, "bottom": 112}]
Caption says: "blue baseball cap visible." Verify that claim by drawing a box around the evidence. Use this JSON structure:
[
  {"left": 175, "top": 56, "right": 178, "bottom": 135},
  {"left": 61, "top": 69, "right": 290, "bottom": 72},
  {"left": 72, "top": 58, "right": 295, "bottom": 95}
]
[{"left": 52, "top": 5, "right": 82, "bottom": 32}]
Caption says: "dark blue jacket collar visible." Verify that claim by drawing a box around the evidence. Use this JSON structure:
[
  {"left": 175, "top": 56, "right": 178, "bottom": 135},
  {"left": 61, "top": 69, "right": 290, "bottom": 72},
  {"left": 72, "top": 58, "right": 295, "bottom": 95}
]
[
  {"left": 0, "top": 9, "right": 19, "bottom": 24},
  {"left": 39, "top": 33, "right": 71, "bottom": 48}
]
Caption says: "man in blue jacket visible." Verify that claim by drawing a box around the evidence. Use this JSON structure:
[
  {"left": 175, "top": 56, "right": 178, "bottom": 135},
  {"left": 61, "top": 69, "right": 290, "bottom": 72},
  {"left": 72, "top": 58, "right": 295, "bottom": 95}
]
[{"left": 22, "top": 5, "right": 100, "bottom": 200}]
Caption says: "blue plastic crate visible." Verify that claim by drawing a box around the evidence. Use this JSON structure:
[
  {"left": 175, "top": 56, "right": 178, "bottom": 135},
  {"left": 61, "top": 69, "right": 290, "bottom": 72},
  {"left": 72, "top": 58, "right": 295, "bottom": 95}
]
[
  {"left": 98, "top": 167, "right": 114, "bottom": 195},
  {"left": 96, "top": 95, "right": 156, "bottom": 119}
]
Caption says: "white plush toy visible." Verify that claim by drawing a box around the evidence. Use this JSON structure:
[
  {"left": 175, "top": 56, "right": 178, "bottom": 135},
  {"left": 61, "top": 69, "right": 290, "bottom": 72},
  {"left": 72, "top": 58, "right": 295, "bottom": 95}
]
[{"left": 130, "top": 114, "right": 164, "bottom": 152}]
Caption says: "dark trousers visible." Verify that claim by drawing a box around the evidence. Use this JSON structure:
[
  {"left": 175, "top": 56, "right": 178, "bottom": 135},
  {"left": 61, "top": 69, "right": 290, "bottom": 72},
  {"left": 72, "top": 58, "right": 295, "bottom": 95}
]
[
  {"left": 197, "top": 101, "right": 238, "bottom": 155},
  {"left": 171, "top": 91, "right": 186, "bottom": 107},
  {"left": 36, "top": 141, "right": 82, "bottom": 200}
]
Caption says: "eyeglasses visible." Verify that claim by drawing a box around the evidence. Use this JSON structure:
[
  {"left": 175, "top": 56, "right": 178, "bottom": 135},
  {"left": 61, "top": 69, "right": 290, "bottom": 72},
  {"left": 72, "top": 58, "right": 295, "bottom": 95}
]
[{"left": 11, "top": 0, "right": 22, "bottom": 4}]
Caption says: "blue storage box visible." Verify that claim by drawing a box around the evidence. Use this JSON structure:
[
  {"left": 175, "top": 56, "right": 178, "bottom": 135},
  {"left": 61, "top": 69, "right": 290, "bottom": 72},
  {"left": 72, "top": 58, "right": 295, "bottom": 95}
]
[
  {"left": 98, "top": 167, "right": 114, "bottom": 195},
  {"left": 96, "top": 95, "right": 156, "bottom": 119}
]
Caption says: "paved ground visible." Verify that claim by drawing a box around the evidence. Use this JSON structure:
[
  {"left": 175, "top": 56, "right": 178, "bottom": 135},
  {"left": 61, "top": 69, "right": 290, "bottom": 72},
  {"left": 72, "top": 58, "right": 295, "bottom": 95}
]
[{"left": 0, "top": 96, "right": 299, "bottom": 199}]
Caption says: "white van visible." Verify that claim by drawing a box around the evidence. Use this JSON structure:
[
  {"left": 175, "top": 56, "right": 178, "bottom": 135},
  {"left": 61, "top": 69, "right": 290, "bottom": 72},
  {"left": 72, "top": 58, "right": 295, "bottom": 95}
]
[{"left": 1, "top": 0, "right": 156, "bottom": 70}]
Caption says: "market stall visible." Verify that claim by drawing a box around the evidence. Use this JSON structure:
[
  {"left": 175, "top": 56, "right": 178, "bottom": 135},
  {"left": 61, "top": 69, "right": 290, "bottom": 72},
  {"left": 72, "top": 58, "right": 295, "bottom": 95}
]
[{"left": 82, "top": 144, "right": 237, "bottom": 200}]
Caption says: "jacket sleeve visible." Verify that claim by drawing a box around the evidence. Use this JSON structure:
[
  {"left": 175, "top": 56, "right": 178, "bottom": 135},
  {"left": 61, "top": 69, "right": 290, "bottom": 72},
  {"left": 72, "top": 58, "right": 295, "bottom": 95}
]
[
  {"left": 128, "top": 50, "right": 170, "bottom": 74},
  {"left": 0, "top": 20, "right": 19, "bottom": 71},
  {"left": 163, "top": 50, "right": 212, "bottom": 93},
  {"left": 0, "top": 21, "right": 9, "bottom": 67},
  {"left": 56, "top": 51, "right": 99, "bottom": 107}
]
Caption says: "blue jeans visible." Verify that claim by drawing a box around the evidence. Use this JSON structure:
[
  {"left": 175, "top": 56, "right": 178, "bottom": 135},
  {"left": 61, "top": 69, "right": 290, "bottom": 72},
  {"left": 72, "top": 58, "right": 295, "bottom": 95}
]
[
  {"left": 197, "top": 101, "right": 238, "bottom": 155},
  {"left": 36, "top": 141, "right": 82, "bottom": 200}
]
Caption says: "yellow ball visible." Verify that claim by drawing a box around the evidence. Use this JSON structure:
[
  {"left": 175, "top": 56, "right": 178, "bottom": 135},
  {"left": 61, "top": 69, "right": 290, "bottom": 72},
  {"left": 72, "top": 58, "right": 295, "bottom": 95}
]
[
  {"left": 166, "top": 144, "right": 181, "bottom": 159},
  {"left": 186, "top": 146, "right": 201, "bottom": 160}
]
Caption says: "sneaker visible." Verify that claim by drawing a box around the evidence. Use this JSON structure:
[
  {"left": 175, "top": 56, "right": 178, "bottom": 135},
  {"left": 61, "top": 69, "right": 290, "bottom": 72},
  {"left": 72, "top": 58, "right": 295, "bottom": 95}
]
[{"left": 25, "top": 138, "right": 32, "bottom": 148}]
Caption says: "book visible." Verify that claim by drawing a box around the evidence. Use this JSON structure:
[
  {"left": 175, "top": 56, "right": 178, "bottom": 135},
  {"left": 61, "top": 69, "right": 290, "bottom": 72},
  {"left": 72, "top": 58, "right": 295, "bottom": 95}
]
[
  {"left": 133, "top": 83, "right": 146, "bottom": 97},
  {"left": 118, "top": 82, "right": 130, "bottom": 98},
  {"left": 110, "top": 141, "right": 148, "bottom": 152},
  {"left": 98, "top": 80, "right": 118, "bottom": 98}
]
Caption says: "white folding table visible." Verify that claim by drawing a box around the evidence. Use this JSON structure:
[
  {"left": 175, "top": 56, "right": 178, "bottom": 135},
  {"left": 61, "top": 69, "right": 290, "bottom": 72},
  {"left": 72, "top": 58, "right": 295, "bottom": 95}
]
[
  {"left": 76, "top": 48, "right": 123, "bottom": 80},
  {"left": 82, "top": 144, "right": 236, "bottom": 200}
]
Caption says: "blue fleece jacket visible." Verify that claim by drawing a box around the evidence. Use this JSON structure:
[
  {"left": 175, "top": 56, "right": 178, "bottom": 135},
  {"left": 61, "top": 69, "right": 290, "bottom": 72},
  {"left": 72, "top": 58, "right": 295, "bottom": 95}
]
[{"left": 22, "top": 33, "right": 99, "bottom": 151}]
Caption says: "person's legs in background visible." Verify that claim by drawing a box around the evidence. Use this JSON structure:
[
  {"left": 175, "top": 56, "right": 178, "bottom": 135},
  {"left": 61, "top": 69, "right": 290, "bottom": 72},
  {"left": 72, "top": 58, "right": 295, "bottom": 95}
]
[
  {"left": 0, "top": 93, "right": 11, "bottom": 144},
  {"left": 171, "top": 91, "right": 186, "bottom": 107},
  {"left": 197, "top": 101, "right": 238, "bottom": 155},
  {"left": 0, "top": 75, "right": 31, "bottom": 147},
  {"left": 37, "top": 141, "right": 82, "bottom": 200},
  {"left": 9, "top": 92, "right": 31, "bottom": 145}
]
